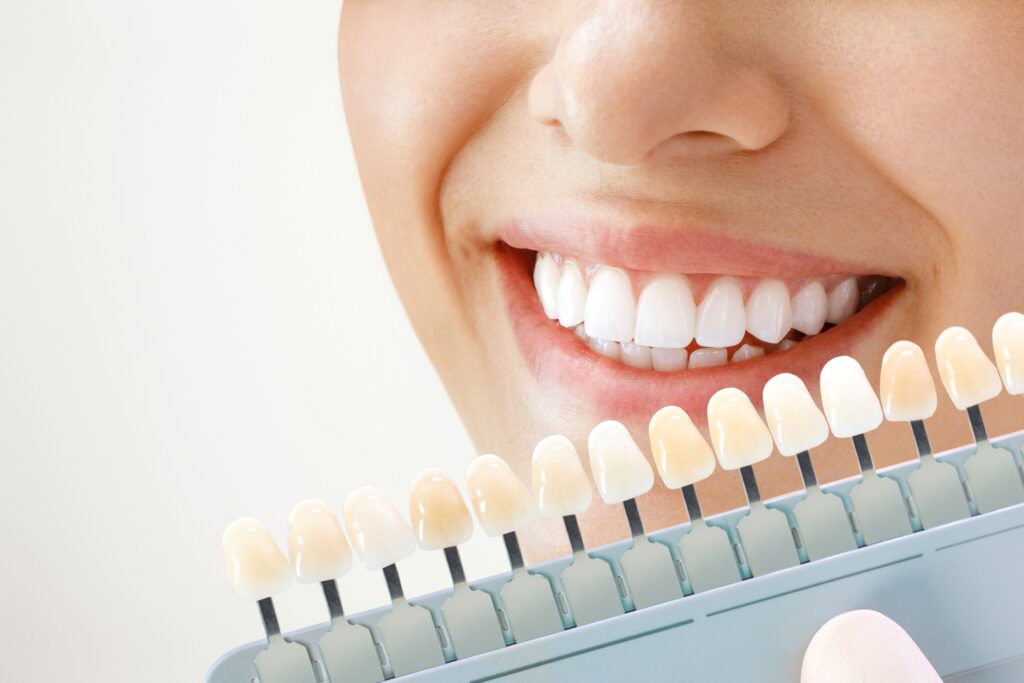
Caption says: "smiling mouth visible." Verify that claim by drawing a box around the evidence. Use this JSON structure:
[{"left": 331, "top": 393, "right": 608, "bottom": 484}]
[{"left": 494, "top": 217, "right": 904, "bottom": 418}]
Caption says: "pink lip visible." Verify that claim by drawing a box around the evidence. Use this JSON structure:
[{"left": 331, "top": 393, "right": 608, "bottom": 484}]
[
  {"left": 496, "top": 244, "right": 901, "bottom": 422},
  {"left": 499, "top": 217, "right": 888, "bottom": 279}
]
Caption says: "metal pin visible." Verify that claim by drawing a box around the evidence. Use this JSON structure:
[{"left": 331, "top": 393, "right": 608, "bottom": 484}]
[
  {"left": 383, "top": 564, "right": 404, "bottom": 602},
  {"left": 796, "top": 451, "right": 818, "bottom": 489},
  {"left": 680, "top": 484, "right": 703, "bottom": 522},
  {"left": 622, "top": 498, "right": 645, "bottom": 538},
  {"left": 967, "top": 404, "right": 989, "bottom": 444},
  {"left": 320, "top": 579, "right": 345, "bottom": 622},
  {"left": 443, "top": 546, "right": 466, "bottom": 586},
  {"left": 257, "top": 597, "right": 282, "bottom": 641},
  {"left": 851, "top": 433, "right": 875, "bottom": 474},
  {"left": 910, "top": 420, "right": 933, "bottom": 459},
  {"left": 739, "top": 465, "right": 762, "bottom": 504},
  {"left": 502, "top": 531, "right": 525, "bottom": 572},
  {"left": 562, "top": 514, "right": 586, "bottom": 554}
]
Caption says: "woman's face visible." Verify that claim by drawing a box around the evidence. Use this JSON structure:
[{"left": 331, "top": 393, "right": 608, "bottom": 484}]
[{"left": 339, "top": 2, "right": 1024, "bottom": 557}]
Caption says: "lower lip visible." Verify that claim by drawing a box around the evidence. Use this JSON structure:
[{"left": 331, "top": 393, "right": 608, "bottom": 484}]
[{"left": 496, "top": 244, "right": 902, "bottom": 423}]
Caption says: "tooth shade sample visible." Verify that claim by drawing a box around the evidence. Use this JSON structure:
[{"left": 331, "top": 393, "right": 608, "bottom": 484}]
[
  {"left": 288, "top": 499, "right": 353, "bottom": 584},
  {"left": 409, "top": 469, "right": 473, "bottom": 551},
  {"left": 584, "top": 267, "right": 635, "bottom": 342},
  {"left": 801, "top": 610, "right": 941, "bottom": 683},
  {"left": 826, "top": 277, "right": 859, "bottom": 324},
  {"left": 532, "top": 253, "right": 559, "bottom": 319},
  {"left": 223, "top": 518, "right": 293, "bottom": 602},
  {"left": 343, "top": 486, "right": 416, "bottom": 571},
  {"left": 634, "top": 275, "right": 695, "bottom": 348},
  {"left": 648, "top": 406, "right": 716, "bottom": 488},
  {"left": 762, "top": 373, "right": 829, "bottom": 456},
  {"left": 934, "top": 326, "right": 1002, "bottom": 410},
  {"left": 466, "top": 454, "right": 536, "bottom": 536},
  {"left": 556, "top": 261, "right": 586, "bottom": 327},
  {"left": 706, "top": 388, "right": 773, "bottom": 470},
  {"left": 791, "top": 281, "right": 828, "bottom": 335},
  {"left": 531, "top": 435, "right": 593, "bottom": 518},
  {"left": 587, "top": 421, "right": 655, "bottom": 504},
  {"left": 689, "top": 347, "right": 727, "bottom": 368},
  {"left": 819, "top": 356, "right": 884, "bottom": 438},
  {"left": 651, "top": 347, "right": 687, "bottom": 372},
  {"left": 695, "top": 277, "right": 746, "bottom": 347},
  {"left": 746, "top": 279, "right": 793, "bottom": 344},
  {"left": 879, "top": 341, "right": 938, "bottom": 422},
  {"left": 993, "top": 312, "right": 1024, "bottom": 394}
]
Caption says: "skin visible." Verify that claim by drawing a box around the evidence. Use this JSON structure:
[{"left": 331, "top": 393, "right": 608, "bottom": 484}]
[{"left": 339, "top": 2, "right": 1024, "bottom": 561}]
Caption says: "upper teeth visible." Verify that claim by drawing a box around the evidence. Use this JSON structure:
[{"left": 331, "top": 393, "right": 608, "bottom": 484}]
[{"left": 533, "top": 252, "right": 881, "bottom": 370}]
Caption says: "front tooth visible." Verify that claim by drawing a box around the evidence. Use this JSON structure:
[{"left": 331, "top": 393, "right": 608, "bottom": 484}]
[
  {"left": 557, "top": 260, "right": 587, "bottom": 327},
  {"left": 619, "top": 342, "right": 653, "bottom": 369},
  {"left": 343, "top": 486, "right": 416, "bottom": 571},
  {"left": 731, "top": 343, "right": 765, "bottom": 363},
  {"left": 651, "top": 347, "right": 688, "bottom": 371},
  {"left": 819, "top": 356, "right": 883, "bottom": 438},
  {"left": 465, "top": 454, "right": 536, "bottom": 537},
  {"left": 288, "top": 499, "right": 353, "bottom": 584},
  {"left": 689, "top": 347, "right": 727, "bottom": 368},
  {"left": 587, "top": 421, "right": 655, "bottom": 504},
  {"left": 533, "top": 253, "right": 560, "bottom": 320},
  {"left": 992, "top": 312, "right": 1024, "bottom": 395},
  {"left": 223, "top": 518, "right": 293, "bottom": 602},
  {"left": 791, "top": 281, "right": 829, "bottom": 335},
  {"left": 531, "top": 435, "right": 593, "bottom": 518},
  {"left": 648, "top": 406, "right": 716, "bottom": 489},
  {"left": 409, "top": 468, "right": 473, "bottom": 551},
  {"left": 762, "top": 373, "right": 829, "bottom": 456},
  {"left": 695, "top": 277, "right": 746, "bottom": 347},
  {"left": 634, "top": 274, "right": 695, "bottom": 348},
  {"left": 746, "top": 279, "right": 793, "bottom": 343},
  {"left": 588, "top": 337, "right": 621, "bottom": 361},
  {"left": 934, "top": 326, "right": 1002, "bottom": 410},
  {"left": 706, "top": 388, "right": 774, "bottom": 470},
  {"left": 879, "top": 341, "right": 938, "bottom": 422},
  {"left": 584, "top": 267, "right": 635, "bottom": 342},
  {"left": 826, "top": 277, "right": 859, "bottom": 323}
]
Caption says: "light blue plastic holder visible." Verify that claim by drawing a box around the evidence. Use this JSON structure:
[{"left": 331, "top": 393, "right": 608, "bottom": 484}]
[{"left": 207, "top": 430, "right": 1024, "bottom": 682}]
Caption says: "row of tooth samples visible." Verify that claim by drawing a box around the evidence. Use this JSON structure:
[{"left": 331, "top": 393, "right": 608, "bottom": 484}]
[
  {"left": 533, "top": 252, "right": 891, "bottom": 370},
  {"left": 223, "top": 313, "right": 1024, "bottom": 683}
]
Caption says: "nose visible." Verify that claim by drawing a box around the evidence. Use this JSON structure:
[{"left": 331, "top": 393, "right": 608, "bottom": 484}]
[{"left": 528, "top": 2, "right": 791, "bottom": 166}]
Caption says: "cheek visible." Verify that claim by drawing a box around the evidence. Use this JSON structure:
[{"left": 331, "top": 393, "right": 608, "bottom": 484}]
[{"left": 802, "top": 5, "right": 1024, "bottom": 237}]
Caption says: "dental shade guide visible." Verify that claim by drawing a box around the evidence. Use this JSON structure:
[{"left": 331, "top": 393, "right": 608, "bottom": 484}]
[
  {"left": 708, "top": 388, "right": 801, "bottom": 577},
  {"left": 649, "top": 406, "right": 740, "bottom": 593},
  {"left": 409, "top": 469, "right": 505, "bottom": 660},
  {"left": 588, "top": 421, "right": 682, "bottom": 610},
  {"left": 820, "top": 356, "right": 913, "bottom": 545},
  {"left": 994, "top": 312, "right": 1024, "bottom": 476},
  {"left": 287, "top": 500, "right": 383, "bottom": 683},
  {"left": 468, "top": 455, "right": 565, "bottom": 642},
  {"left": 762, "top": 374, "right": 857, "bottom": 561},
  {"left": 532, "top": 436, "right": 623, "bottom": 625},
  {"left": 344, "top": 487, "right": 445, "bottom": 678},
  {"left": 936, "top": 327, "right": 1024, "bottom": 512},
  {"left": 223, "top": 519, "right": 317, "bottom": 683}
]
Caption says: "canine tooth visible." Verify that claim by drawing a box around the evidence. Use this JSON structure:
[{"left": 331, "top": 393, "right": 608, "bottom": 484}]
[
  {"left": 695, "top": 277, "right": 745, "bottom": 347},
  {"left": 288, "top": 499, "right": 353, "bottom": 584},
  {"left": 620, "top": 342, "right": 653, "bottom": 369},
  {"left": 689, "top": 347, "right": 727, "bottom": 369},
  {"left": 791, "top": 281, "right": 828, "bottom": 335},
  {"left": 993, "top": 312, "right": 1024, "bottom": 395},
  {"left": 531, "top": 435, "right": 593, "bottom": 518},
  {"left": 648, "top": 406, "right": 716, "bottom": 489},
  {"left": 466, "top": 454, "right": 536, "bottom": 536},
  {"left": 706, "top": 388, "right": 773, "bottom": 470},
  {"left": 634, "top": 274, "right": 695, "bottom": 348},
  {"left": 584, "top": 267, "right": 635, "bottom": 343},
  {"left": 819, "top": 356, "right": 883, "bottom": 438},
  {"left": 762, "top": 373, "right": 829, "bottom": 456},
  {"left": 556, "top": 260, "right": 587, "bottom": 327},
  {"left": 587, "top": 421, "right": 654, "bottom": 504},
  {"left": 223, "top": 518, "right": 293, "bottom": 602},
  {"left": 859, "top": 276, "right": 889, "bottom": 308},
  {"left": 409, "top": 468, "right": 474, "bottom": 551},
  {"left": 879, "top": 341, "right": 938, "bottom": 422},
  {"left": 826, "top": 277, "right": 859, "bottom": 324},
  {"left": 588, "top": 337, "right": 621, "bottom": 361},
  {"left": 731, "top": 344, "right": 765, "bottom": 363},
  {"left": 533, "top": 253, "right": 560, "bottom": 319},
  {"left": 343, "top": 486, "right": 416, "bottom": 571},
  {"left": 746, "top": 279, "right": 793, "bottom": 344},
  {"left": 651, "top": 347, "right": 688, "bottom": 371},
  {"left": 934, "top": 326, "right": 1002, "bottom": 410}
]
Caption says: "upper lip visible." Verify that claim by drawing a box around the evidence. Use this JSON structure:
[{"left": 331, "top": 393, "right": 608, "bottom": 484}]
[{"left": 498, "top": 215, "right": 887, "bottom": 279}]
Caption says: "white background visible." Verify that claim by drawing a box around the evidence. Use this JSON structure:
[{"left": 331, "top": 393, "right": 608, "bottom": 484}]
[{"left": 0, "top": 1, "right": 508, "bottom": 680}]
